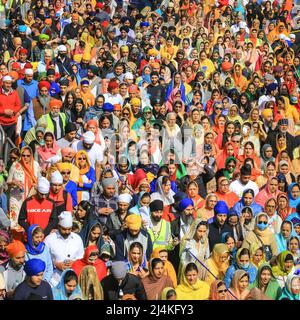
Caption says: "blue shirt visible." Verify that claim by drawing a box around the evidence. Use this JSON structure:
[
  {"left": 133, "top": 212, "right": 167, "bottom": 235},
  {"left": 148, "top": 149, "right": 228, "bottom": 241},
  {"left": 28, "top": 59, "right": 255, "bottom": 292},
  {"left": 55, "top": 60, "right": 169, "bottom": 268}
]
[{"left": 17, "top": 79, "right": 39, "bottom": 100}]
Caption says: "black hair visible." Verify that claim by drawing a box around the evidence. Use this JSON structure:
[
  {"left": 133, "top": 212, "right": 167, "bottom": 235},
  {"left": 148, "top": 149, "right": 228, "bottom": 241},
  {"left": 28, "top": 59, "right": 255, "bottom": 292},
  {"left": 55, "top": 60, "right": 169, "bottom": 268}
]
[
  {"left": 64, "top": 270, "right": 78, "bottom": 284},
  {"left": 151, "top": 258, "right": 163, "bottom": 270},
  {"left": 185, "top": 262, "right": 198, "bottom": 274},
  {"left": 166, "top": 289, "right": 177, "bottom": 299},
  {"left": 158, "top": 165, "right": 169, "bottom": 176},
  {"left": 129, "top": 241, "right": 143, "bottom": 253},
  {"left": 238, "top": 248, "right": 250, "bottom": 259}
]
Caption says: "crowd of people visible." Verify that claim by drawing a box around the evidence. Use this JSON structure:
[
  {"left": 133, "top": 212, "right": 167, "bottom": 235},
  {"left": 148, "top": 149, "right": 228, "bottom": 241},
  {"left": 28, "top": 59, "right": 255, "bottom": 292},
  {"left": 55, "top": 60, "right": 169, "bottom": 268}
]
[{"left": 0, "top": 0, "right": 300, "bottom": 301}]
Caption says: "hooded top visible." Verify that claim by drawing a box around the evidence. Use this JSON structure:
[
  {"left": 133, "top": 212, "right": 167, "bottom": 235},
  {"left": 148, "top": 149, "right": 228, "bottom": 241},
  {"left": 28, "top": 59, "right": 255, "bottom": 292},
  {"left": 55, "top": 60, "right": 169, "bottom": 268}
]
[
  {"left": 72, "top": 245, "right": 107, "bottom": 282},
  {"left": 250, "top": 263, "right": 281, "bottom": 300}
]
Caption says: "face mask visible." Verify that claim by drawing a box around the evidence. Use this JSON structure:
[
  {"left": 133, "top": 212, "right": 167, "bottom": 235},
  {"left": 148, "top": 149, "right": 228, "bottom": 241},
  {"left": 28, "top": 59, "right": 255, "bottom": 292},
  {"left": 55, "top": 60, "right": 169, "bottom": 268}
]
[
  {"left": 38, "top": 139, "right": 45, "bottom": 146},
  {"left": 257, "top": 222, "right": 268, "bottom": 231},
  {"left": 242, "top": 126, "right": 248, "bottom": 135},
  {"left": 240, "top": 262, "right": 250, "bottom": 270}
]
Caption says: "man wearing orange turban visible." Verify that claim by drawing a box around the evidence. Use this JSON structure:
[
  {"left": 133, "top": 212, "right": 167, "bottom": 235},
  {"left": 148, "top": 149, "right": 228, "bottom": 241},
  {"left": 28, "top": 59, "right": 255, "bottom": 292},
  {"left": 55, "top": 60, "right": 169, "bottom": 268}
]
[
  {"left": 114, "top": 214, "right": 153, "bottom": 262},
  {"left": 1, "top": 240, "right": 26, "bottom": 299}
]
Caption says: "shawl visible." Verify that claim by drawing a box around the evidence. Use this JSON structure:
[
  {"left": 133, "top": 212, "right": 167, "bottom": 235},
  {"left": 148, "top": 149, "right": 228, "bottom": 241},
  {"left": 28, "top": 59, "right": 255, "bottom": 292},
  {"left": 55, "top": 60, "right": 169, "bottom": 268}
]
[
  {"left": 175, "top": 263, "right": 210, "bottom": 300},
  {"left": 38, "top": 132, "right": 60, "bottom": 163},
  {"left": 19, "top": 146, "right": 38, "bottom": 191},
  {"left": 52, "top": 269, "right": 83, "bottom": 300},
  {"left": 275, "top": 221, "right": 294, "bottom": 254},
  {"left": 161, "top": 287, "right": 176, "bottom": 300},
  {"left": 0, "top": 230, "right": 10, "bottom": 265},
  {"left": 151, "top": 176, "right": 175, "bottom": 206},
  {"left": 250, "top": 263, "right": 281, "bottom": 300},
  {"left": 78, "top": 265, "right": 104, "bottom": 300},
  {"left": 279, "top": 272, "right": 300, "bottom": 300},
  {"left": 272, "top": 250, "right": 294, "bottom": 277},
  {"left": 209, "top": 280, "right": 232, "bottom": 300},
  {"left": 141, "top": 258, "right": 173, "bottom": 300},
  {"left": 151, "top": 248, "right": 177, "bottom": 287},
  {"left": 216, "top": 141, "right": 238, "bottom": 169},
  {"left": 79, "top": 220, "right": 105, "bottom": 252},
  {"left": 229, "top": 270, "right": 250, "bottom": 300},
  {"left": 287, "top": 183, "right": 300, "bottom": 209},
  {"left": 206, "top": 244, "right": 230, "bottom": 283},
  {"left": 250, "top": 243, "right": 266, "bottom": 269},
  {"left": 277, "top": 193, "right": 293, "bottom": 221},
  {"left": 75, "top": 150, "right": 91, "bottom": 175},
  {"left": 72, "top": 245, "right": 107, "bottom": 282},
  {"left": 25, "top": 224, "right": 46, "bottom": 255},
  {"left": 255, "top": 177, "right": 280, "bottom": 207}
]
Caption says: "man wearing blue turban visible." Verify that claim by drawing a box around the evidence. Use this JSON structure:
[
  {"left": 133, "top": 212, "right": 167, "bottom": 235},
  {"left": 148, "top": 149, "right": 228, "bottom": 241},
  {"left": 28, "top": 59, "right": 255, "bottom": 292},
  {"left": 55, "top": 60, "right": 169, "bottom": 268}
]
[
  {"left": 13, "top": 259, "right": 53, "bottom": 300},
  {"left": 208, "top": 201, "right": 234, "bottom": 251}
]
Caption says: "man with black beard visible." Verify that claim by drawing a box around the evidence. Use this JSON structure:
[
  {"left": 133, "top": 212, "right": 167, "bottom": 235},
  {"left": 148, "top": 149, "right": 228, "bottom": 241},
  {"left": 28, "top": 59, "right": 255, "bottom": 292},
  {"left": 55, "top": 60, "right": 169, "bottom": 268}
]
[
  {"left": 169, "top": 198, "right": 195, "bottom": 273},
  {"left": 148, "top": 199, "right": 173, "bottom": 250},
  {"left": 146, "top": 71, "right": 166, "bottom": 103},
  {"left": 62, "top": 13, "right": 81, "bottom": 40},
  {"left": 115, "top": 214, "right": 153, "bottom": 262},
  {"left": 54, "top": 45, "right": 72, "bottom": 76},
  {"left": 0, "top": 240, "right": 26, "bottom": 300}
]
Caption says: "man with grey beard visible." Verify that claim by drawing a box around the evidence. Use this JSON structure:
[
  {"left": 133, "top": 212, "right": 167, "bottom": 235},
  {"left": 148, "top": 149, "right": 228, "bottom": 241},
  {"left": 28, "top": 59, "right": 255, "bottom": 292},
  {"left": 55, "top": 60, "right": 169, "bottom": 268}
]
[{"left": 169, "top": 198, "right": 195, "bottom": 273}]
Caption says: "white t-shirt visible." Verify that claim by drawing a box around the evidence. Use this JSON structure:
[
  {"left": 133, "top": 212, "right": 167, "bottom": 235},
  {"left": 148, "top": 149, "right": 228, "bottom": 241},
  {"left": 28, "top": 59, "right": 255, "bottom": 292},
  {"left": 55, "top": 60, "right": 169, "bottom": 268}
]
[
  {"left": 229, "top": 179, "right": 259, "bottom": 199},
  {"left": 71, "top": 140, "right": 104, "bottom": 168}
]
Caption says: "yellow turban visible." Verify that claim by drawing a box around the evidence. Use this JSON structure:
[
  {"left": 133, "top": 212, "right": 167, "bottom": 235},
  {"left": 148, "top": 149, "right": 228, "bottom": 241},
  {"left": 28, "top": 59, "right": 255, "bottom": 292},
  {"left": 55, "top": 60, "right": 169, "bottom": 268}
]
[
  {"left": 130, "top": 98, "right": 141, "bottom": 107},
  {"left": 148, "top": 48, "right": 159, "bottom": 57},
  {"left": 150, "top": 61, "right": 160, "bottom": 69},
  {"left": 126, "top": 214, "right": 142, "bottom": 230},
  {"left": 57, "top": 162, "right": 73, "bottom": 172},
  {"left": 120, "top": 45, "right": 129, "bottom": 53},
  {"left": 261, "top": 108, "right": 273, "bottom": 119},
  {"left": 82, "top": 51, "right": 91, "bottom": 61},
  {"left": 161, "top": 52, "right": 171, "bottom": 60}
]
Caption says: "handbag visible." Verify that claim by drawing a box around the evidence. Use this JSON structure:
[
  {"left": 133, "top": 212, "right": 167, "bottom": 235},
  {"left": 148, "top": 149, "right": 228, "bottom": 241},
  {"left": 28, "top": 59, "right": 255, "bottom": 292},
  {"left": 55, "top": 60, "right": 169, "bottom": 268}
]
[{"left": 255, "top": 233, "right": 273, "bottom": 261}]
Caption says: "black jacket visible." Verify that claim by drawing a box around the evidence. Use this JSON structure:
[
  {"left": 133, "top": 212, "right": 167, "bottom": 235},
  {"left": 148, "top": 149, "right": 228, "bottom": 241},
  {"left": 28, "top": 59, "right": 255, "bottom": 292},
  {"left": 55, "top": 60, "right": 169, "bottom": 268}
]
[
  {"left": 101, "top": 273, "right": 146, "bottom": 300},
  {"left": 208, "top": 219, "right": 233, "bottom": 251}
]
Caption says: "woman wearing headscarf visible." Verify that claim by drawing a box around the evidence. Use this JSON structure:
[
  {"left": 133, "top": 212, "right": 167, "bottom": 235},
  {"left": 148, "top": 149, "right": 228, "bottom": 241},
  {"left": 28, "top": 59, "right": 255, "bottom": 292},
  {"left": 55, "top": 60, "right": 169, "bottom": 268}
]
[
  {"left": 179, "top": 219, "right": 210, "bottom": 281},
  {"left": 197, "top": 193, "right": 218, "bottom": 222},
  {"left": 215, "top": 176, "right": 239, "bottom": 208},
  {"left": 175, "top": 262, "right": 210, "bottom": 300},
  {"left": 141, "top": 258, "right": 173, "bottom": 300},
  {"left": 227, "top": 270, "right": 250, "bottom": 300},
  {"left": 260, "top": 144, "right": 276, "bottom": 170},
  {"left": 186, "top": 181, "right": 204, "bottom": 211},
  {"left": 37, "top": 131, "right": 60, "bottom": 170},
  {"left": 161, "top": 287, "right": 177, "bottom": 300},
  {"left": 52, "top": 269, "right": 83, "bottom": 300},
  {"left": 237, "top": 141, "right": 261, "bottom": 170},
  {"left": 249, "top": 244, "right": 266, "bottom": 269},
  {"left": 226, "top": 104, "right": 243, "bottom": 125},
  {"left": 249, "top": 263, "right": 281, "bottom": 300},
  {"left": 78, "top": 265, "right": 104, "bottom": 300},
  {"left": 276, "top": 221, "right": 296, "bottom": 254},
  {"left": 74, "top": 150, "right": 96, "bottom": 202},
  {"left": 29, "top": 126, "right": 46, "bottom": 162},
  {"left": 255, "top": 177, "right": 280, "bottom": 207},
  {"left": 0, "top": 230, "right": 10, "bottom": 267},
  {"left": 216, "top": 141, "right": 238, "bottom": 170},
  {"left": 86, "top": 119, "right": 105, "bottom": 147},
  {"left": 272, "top": 250, "right": 296, "bottom": 288},
  {"left": 151, "top": 248, "right": 177, "bottom": 288},
  {"left": 224, "top": 247, "right": 257, "bottom": 288},
  {"left": 205, "top": 243, "right": 230, "bottom": 284},
  {"left": 242, "top": 212, "right": 278, "bottom": 261},
  {"left": 7, "top": 146, "right": 40, "bottom": 229},
  {"left": 72, "top": 245, "right": 107, "bottom": 282},
  {"left": 287, "top": 183, "right": 300, "bottom": 209},
  {"left": 279, "top": 272, "right": 300, "bottom": 300},
  {"left": 209, "top": 280, "right": 232, "bottom": 300},
  {"left": 256, "top": 161, "right": 277, "bottom": 189},
  {"left": 231, "top": 189, "right": 263, "bottom": 217},
  {"left": 25, "top": 224, "right": 53, "bottom": 283},
  {"left": 150, "top": 176, "right": 175, "bottom": 207},
  {"left": 222, "top": 156, "right": 238, "bottom": 182},
  {"left": 277, "top": 193, "right": 293, "bottom": 221}
]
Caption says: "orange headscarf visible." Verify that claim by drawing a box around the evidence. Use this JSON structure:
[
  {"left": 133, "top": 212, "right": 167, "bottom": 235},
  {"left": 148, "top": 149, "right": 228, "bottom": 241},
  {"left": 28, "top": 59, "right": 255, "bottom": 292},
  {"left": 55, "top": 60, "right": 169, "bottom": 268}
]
[
  {"left": 20, "top": 146, "right": 38, "bottom": 191},
  {"left": 75, "top": 150, "right": 91, "bottom": 175},
  {"left": 86, "top": 120, "right": 101, "bottom": 145}
]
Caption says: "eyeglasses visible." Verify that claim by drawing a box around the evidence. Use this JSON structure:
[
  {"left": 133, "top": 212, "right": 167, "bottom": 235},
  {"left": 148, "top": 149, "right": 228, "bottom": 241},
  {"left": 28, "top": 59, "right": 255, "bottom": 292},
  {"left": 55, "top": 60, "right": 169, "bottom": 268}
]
[
  {"left": 266, "top": 204, "right": 276, "bottom": 208},
  {"left": 61, "top": 171, "right": 71, "bottom": 175},
  {"left": 232, "top": 140, "right": 240, "bottom": 143},
  {"left": 78, "top": 157, "right": 86, "bottom": 160},
  {"left": 144, "top": 111, "right": 151, "bottom": 114},
  {"left": 227, "top": 164, "right": 235, "bottom": 168},
  {"left": 123, "top": 112, "right": 129, "bottom": 116},
  {"left": 22, "top": 154, "right": 31, "bottom": 157},
  {"left": 215, "top": 107, "right": 223, "bottom": 110},
  {"left": 221, "top": 183, "right": 229, "bottom": 186},
  {"left": 258, "top": 221, "right": 268, "bottom": 225},
  {"left": 218, "top": 289, "right": 227, "bottom": 293}
]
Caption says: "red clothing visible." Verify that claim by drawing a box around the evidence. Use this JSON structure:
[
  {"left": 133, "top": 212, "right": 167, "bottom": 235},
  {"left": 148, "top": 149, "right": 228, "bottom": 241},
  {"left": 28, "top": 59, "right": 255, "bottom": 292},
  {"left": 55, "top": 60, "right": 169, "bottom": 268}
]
[
  {"left": 0, "top": 88, "right": 21, "bottom": 125},
  {"left": 49, "top": 189, "right": 73, "bottom": 213},
  {"left": 215, "top": 191, "right": 240, "bottom": 209},
  {"left": 72, "top": 245, "right": 107, "bottom": 281}
]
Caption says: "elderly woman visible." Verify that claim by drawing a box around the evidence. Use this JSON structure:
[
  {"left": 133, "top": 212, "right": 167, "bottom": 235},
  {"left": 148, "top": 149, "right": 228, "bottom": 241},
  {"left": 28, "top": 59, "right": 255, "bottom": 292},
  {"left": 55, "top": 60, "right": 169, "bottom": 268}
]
[
  {"left": 7, "top": 146, "right": 40, "bottom": 228},
  {"left": 272, "top": 250, "right": 296, "bottom": 288}
]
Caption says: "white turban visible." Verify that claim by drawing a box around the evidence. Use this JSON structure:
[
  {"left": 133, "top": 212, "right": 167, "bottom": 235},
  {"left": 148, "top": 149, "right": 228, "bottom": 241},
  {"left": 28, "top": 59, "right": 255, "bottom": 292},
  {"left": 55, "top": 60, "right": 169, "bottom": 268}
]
[
  {"left": 37, "top": 177, "right": 50, "bottom": 194},
  {"left": 58, "top": 211, "right": 73, "bottom": 228},
  {"left": 124, "top": 72, "right": 133, "bottom": 80},
  {"left": 118, "top": 193, "right": 132, "bottom": 204},
  {"left": 2, "top": 75, "right": 12, "bottom": 82},
  {"left": 83, "top": 131, "right": 95, "bottom": 144},
  {"left": 50, "top": 171, "right": 63, "bottom": 184},
  {"left": 58, "top": 45, "right": 67, "bottom": 52},
  {"left": 24, "top": 68, "right": 33, "bottom": 75}
]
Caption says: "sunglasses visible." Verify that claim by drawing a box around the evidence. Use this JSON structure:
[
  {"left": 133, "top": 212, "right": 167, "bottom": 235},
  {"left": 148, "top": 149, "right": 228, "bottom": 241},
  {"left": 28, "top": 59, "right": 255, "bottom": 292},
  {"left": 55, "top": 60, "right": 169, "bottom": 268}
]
[
  {"left": 78, "top": 157, "right": 86, "bottom": 160},
  {"left": 215, "top": 107, "right": 223, "bottom": 110},
  {"left": 123, "top": 112, "right": 130, "bottom": 115},
  {"left": 22, "top": 154, "right": 31, "bottom": 157},
  {"left": 258, "top": 221, "right": 268, "bottom": 225},
  {"left": 218, "top": 289, "right": 227, "bottom": 293},
  {"left": 144, "top": 111, "right": 151, "bottom": 114},
  {"left": 61, "top": 171, "right": 71, "bottom": 175}
]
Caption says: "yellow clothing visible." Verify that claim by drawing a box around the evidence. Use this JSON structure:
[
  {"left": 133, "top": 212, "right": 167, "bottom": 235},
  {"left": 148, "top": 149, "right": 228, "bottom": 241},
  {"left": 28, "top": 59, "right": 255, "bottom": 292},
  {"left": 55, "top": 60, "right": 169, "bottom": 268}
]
[{"left": 199, "top": 58, "right": 215, "bottom": 79}]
